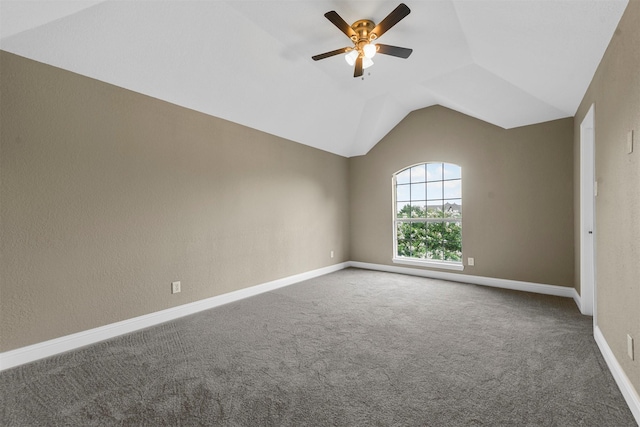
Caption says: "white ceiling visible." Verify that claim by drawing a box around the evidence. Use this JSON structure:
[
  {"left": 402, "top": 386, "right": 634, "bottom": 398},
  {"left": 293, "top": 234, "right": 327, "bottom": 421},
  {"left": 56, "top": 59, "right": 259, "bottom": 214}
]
[{"left": 0, "top": 0, "right": 628, "bottom": 157}]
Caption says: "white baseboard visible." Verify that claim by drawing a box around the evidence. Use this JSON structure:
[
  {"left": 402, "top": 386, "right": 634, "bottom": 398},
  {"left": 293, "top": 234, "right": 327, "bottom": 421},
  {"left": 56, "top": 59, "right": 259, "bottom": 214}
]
[
  {"left": 0, "top": 262, "right": 349, "bottom": 371},
  {"left": 594, "top": 326, "right": 640, "bottom": 425},
  {"left": 0, "top": 261, "right": 605, "bottom": 375},
  {"left": 572, "top": 289, "right": 583, "bottom": 314},
  {"left": 348, "top": 261, "right": 578, "bottom": 300},
  {"left": 2, "top": 260, "right": 637, "bottom": 424}
]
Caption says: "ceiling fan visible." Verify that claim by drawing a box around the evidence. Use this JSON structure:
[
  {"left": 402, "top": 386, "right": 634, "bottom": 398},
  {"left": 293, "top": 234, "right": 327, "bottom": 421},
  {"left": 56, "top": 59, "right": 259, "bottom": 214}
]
[{"left": 312, "top": 3, "right": 413, "bottom": 78}]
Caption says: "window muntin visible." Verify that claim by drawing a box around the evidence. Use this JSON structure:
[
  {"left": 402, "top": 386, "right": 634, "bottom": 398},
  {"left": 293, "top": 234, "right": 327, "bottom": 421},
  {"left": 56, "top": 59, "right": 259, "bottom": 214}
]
[{"left": 393, "top": 162, "right": 462, "bottom": 264}]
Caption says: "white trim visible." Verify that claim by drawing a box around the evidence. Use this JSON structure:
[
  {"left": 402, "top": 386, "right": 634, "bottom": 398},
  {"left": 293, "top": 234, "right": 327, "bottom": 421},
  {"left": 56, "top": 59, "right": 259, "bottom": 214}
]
[
  {"left": 571, "top": 288, "right": 582, "bottom": 313},
  {"left": 393, "top": 257, "right": 464, "bottom": 271},
  {"left": 594, "top": 326, "right": 640, "bottom": 425},
  {"left": 4, "top": 260, "right": 637, "bottom": 424},
  {"left": 579, "top": 103, "right": 596, "bottom": 317},
  {"left": 0, "top": 262, "right": 349, "bottom": 371},
  {"left": 349, "top": 261, "right": 577, "bottom": 299}
]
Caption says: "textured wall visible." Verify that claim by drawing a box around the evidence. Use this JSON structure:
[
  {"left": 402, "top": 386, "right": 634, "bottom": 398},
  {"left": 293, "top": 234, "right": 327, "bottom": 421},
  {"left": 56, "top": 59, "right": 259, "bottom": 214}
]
[
  {"left": 349, "top": 106, "right": 574, "bottom": 287},
  {"left": 0, "top": 52, "right": 349, "bottom": 352},
  {"left": 573, "top": 0, "right": 640, "bottom": 394}
]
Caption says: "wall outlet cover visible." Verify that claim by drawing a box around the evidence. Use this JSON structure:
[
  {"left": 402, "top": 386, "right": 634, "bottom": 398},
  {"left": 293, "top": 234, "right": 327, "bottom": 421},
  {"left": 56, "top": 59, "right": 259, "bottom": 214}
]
[{"left": 171, "top": 281, "right": 181, "bottom": 294}]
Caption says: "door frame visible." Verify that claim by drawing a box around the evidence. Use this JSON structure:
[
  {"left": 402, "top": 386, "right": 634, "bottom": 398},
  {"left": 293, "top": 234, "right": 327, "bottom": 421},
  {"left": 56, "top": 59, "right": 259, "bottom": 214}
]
[{"left": 579, "top": 104, "right": 596, "bottom": 319}]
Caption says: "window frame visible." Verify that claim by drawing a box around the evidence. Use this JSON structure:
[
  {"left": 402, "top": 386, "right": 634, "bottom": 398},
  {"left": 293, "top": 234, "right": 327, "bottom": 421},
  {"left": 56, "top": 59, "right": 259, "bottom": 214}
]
[{"left": 392, "top": 162, "right": 464, "bottom": 271}]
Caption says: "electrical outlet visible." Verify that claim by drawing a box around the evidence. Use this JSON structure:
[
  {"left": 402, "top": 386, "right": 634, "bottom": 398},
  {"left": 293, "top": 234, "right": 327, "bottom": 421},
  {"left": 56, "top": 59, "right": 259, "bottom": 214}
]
[
  {"left": 468, "top": 257, "right": 474, "bottom": 266},
  {"left": 628, "top": 334, "right": 634, "bottom": 360},
  {"left": 330, "top": 250, "right": 334, "bottom": 258},
  {"left": 171, "top": 281, "right": 181, "bottom": 294}
]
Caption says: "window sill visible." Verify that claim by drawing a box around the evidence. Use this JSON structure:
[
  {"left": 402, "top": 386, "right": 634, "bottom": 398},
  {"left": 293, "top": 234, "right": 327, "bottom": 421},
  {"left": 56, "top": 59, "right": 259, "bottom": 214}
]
[{"left": 392, "top": 257, "right": 464, "bottom": 271}]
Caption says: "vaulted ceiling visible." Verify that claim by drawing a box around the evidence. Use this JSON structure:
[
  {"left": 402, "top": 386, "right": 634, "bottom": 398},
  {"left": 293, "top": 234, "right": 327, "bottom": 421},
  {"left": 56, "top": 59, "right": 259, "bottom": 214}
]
[{"left": 0, "top": 1, "right": 628, "bottom": 157}]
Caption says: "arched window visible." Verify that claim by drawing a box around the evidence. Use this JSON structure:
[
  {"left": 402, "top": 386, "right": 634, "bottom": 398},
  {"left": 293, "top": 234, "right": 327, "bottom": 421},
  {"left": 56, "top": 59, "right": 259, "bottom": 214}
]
[{"left": 393, "top": 162, "right": 463, "bottom": 270}]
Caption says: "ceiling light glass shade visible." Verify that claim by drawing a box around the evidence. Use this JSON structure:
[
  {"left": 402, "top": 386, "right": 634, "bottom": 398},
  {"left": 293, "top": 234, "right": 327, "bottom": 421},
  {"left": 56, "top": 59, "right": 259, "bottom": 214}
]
[
  {"left": 345, "top": 50, "right": 358, "bottom": 66},
  {"left": 363, "top": 57, "right": 374, "bottom": 69},
  {"left": 363, "top": 43, "right": 377, "bottom": 59}
]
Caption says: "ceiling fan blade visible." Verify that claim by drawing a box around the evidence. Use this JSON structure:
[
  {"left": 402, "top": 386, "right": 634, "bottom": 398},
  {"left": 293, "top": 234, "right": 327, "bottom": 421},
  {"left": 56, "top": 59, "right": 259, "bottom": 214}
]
[
  {"left": 354, "top": 56, "right": 363, "bottom": 77},
  {"left": 325, "top": 11, "right": 357, "bottom": 39},
  {"left": 372, "top": 3, "right": 411, "bottom": 39},
  {"left": 376, "top": 44, "right": 413, "bottom": 59},
  {"left": 312, "top": 47, "right": 351, "bottom": 61}
]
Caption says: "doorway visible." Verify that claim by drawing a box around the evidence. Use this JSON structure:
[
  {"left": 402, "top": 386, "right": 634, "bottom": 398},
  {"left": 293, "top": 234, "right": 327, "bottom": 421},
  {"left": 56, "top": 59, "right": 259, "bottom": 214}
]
[{"left": 579, "top": 104, "right": 595, "bottom": 318}]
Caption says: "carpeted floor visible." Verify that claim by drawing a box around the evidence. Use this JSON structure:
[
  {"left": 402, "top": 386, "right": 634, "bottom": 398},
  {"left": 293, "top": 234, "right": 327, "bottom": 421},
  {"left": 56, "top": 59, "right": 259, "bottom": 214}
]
[{"left": 1, "top": 268, "right": 636, "bottom": 426}]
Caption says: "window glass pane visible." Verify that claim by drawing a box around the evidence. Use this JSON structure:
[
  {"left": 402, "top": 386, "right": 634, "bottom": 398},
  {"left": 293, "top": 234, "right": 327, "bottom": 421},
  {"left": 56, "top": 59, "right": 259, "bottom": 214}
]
[
  {"left": 444, "top": 163, "right": 461, "bottom": 180},
  {"left": 410, "top": 164, "right": 426, "bottom": 183},
  {"left": 407, "top": 241, "right": 417, "bottom": 257},
  {"left": 426, "top": 182, "right": 442, "bottom": 200},
  {"left": 412, "top": 222, "right": 427, "bottom": 258},
  {"left": 411, "top": 201, "right": 426, "bottom": 218},
  {"left": 409, "top": 221, "right": 426, "bottom": 240},
  {"left": 443, "top": 179, "right": 461, "bottom": 199},
  {"left": 426, "top": 163, "right": 442, "bottom": 182},
  {"left": 396, "top": 222, "right": 409, "bottom": 240},
  {"left": 396, "top": 184, "right": 410, "bottom": 201},
  {"left": 396, "top": 240, "right": 410, "bottom": 257},
  {"left": 397, "top": 202, "right": 411, "bottom": 218},
  {"left": 427, "top": 247, "right": 444, "bottom": 260},
  {"left": 426, "top": 223, "right": 444, "bottom": 260},
  {"left": 444, "top": 199, "right": 462, "bottom": 218},
  {"left": 406, "top": 222, "right": 425, "bottom": 258},
  {"left": 396, "top": 169, "right": 410, "bottom": 185},
  {"left": 443, "top": 222, "right": 462, "bottom": 261},
  {"left": 426, "top": 201, "right": 443, "bottom": 217},
  {"left": 410, "top": 183, "right": 425, "bottom": 200}
]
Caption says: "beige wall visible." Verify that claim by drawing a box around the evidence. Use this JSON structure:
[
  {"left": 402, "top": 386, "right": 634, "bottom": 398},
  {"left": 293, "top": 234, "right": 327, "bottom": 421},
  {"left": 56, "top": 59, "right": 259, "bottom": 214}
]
[
  {"left": 349, "top": 106, "right": 574, "bottom": 287},
  {"left": 573, "top": 0, "right": 640, "bottom": 394},
  {"left": 0, "top": 52, "right": 350, "bottom": 352},
  {"left": 3, "top": 5, "right": 637, "bottom": 402}
]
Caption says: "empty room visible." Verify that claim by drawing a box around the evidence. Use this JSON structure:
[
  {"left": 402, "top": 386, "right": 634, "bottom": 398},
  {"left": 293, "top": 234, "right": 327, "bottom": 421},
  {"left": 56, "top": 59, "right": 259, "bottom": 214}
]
[{"left": 1, "top": 0, "right": 639, "bottom": 425}]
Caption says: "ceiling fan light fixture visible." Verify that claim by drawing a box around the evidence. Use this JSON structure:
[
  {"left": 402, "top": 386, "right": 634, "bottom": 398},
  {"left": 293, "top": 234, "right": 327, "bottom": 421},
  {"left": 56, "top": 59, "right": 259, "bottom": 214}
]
[
  {"left": 363, "top": 57, "right": 374, "bottom": 69},
  {"left": 345, "top": 50, "right": 359, "bottom": 66},
  {"left": 363, "top": 43, "right": 377, "bottom": 59}
]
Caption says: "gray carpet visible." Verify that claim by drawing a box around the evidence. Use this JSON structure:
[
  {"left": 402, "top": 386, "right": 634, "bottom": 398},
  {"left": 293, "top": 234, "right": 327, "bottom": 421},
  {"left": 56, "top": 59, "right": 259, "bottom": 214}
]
[{"left": 1, "top": 268, "right": 636, "bottom": 426}]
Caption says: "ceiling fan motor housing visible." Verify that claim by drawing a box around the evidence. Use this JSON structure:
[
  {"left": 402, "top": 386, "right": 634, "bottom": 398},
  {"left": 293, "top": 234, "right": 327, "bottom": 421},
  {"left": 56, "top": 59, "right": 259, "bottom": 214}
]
[
  {"left": 351, "top": 19, "right": 377, "bottom": 42},
  {"left": 351, "top": 20, "right": 378, "bottom": 58}
]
